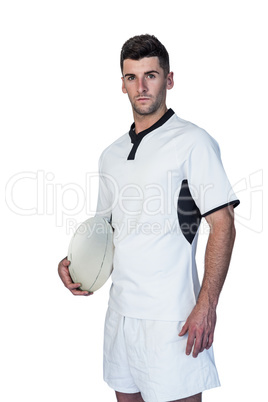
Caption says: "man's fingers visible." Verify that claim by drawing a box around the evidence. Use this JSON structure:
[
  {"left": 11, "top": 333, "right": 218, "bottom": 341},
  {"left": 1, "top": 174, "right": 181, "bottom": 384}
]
[
  {"left": 179, "top": 321, "right": 200, "bottom": 357},
  {"left": 67, "top": 282, "right": 82, "bottom": 290},
  {"left": 67, "top": 282, "right": 92, "bottom": 296},
  {"left": 185, "top": 330, "right": 196, "bottom": 356},
  {"left": 178, "top": 322, "right": 188, "bottom": 337},
  {"left": 59, "top": 256, "right": 70, "bottom": 267},
  {"left": 201, "top": 334, "right": 209, "bottom": 352},
  {"left": 206, "top": 332, "right": 214, "bottom": 349},
  {"left": 192, "top": 330, "right": 204, "bottom": 358},
  {"left": 62, "top": 258, "right": 70, "bottom": 267},
  {"left": 201, "top": 331, "right": 214, "bottom": 351},
  {"left": 71, "top": 289, "right": 93, "bottom": 296}
]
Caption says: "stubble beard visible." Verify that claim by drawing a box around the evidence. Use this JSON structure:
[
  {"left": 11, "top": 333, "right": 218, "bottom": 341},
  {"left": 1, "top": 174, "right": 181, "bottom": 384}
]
[
  {"left": 130, "top": 86, "right": 167, "bottom": 117},
  {"left": 132, "top": 98, "right": 162, "bottom": 116}
]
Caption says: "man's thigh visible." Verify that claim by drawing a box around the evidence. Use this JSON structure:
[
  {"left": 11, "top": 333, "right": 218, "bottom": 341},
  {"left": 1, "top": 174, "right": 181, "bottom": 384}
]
[
  {"left": 115, "top": 391, "right": 202, "bottom": 402},
  {"left": 115, "top": 391, "right": 144, "bottom": 401},
  {"left": 172, "top": 392, "right": 202, "bottom": 402}
]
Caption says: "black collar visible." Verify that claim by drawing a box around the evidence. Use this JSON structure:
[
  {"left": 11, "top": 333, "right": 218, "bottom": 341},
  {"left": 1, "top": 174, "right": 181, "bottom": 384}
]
[{"left": 128, "top": 108, "right": 175, "bottom": 144}]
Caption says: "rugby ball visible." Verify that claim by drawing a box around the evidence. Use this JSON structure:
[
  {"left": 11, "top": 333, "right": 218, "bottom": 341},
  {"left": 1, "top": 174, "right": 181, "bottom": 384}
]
[{"left": 68, "top": 216, "right": 114, "bottom": 292}]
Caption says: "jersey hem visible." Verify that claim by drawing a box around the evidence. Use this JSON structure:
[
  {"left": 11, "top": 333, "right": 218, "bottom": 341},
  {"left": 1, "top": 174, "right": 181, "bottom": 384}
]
[{"left": 107, "top": 302, "right": 193, "bottom": 322}]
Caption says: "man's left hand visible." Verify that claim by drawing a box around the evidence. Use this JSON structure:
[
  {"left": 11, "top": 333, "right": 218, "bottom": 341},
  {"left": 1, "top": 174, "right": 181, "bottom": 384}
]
[{"left": 178, "top": 303, "right": 217, "bottom": 358}]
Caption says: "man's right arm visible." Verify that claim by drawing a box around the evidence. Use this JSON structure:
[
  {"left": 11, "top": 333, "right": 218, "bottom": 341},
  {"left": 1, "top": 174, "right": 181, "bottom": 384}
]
[{"left": 58, "top": 257, "right": 93, "bottom": 296}]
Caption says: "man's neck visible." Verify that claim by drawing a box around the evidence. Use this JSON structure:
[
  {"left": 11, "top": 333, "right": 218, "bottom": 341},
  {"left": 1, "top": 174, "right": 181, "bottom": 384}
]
[{"left": 133, "top": 105, "right": 168, "bottom": 134}]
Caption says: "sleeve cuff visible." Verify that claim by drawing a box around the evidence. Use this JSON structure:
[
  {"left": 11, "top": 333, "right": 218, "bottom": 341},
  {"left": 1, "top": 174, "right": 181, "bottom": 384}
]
[{"left": 202, "top": 200, "right": 240, "bottom": 218}]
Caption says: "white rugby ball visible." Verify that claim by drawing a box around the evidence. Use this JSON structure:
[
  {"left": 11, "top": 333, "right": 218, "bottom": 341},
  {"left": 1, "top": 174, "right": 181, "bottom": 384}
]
[{"left": 68, "top": 216, "right": 114, "bottom": 292}]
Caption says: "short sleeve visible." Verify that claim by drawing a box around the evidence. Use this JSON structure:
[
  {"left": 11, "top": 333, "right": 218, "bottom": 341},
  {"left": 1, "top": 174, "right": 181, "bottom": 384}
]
[{"left": 186, "top": 130, "right": 240, "bottom": 217}]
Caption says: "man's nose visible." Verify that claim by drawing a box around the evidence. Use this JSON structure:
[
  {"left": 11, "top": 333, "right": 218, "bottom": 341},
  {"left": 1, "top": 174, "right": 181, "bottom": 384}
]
[{"left": 137, "top": 77, "right": 148, "bottom": 94}]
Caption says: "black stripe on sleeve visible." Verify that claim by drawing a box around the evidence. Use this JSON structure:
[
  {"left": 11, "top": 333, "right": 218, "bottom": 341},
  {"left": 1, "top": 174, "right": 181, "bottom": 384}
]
[{"left": 202, "top": 200, "right": 240, "bottom": 218}]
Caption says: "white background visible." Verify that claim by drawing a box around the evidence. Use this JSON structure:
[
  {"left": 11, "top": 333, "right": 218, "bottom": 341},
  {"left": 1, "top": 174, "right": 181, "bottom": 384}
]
[{"left": 1, "top": 0, "right": 267, "bottom": 401}]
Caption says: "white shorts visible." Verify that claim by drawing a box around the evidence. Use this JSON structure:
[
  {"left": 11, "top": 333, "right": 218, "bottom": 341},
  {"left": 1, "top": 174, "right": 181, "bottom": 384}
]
[{"left": 103, "top": 307, "right": 220, "bottom": 402}]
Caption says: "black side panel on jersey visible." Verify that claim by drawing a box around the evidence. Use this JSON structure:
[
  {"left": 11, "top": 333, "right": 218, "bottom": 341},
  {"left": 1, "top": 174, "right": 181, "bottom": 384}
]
[{"left": 177, "top": 179, "right": 202, "bottom": 244}]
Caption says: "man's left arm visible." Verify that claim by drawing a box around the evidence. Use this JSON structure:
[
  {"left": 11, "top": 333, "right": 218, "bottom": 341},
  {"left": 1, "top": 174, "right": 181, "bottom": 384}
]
[{"left": 179, "top": 205, "right": 236, "bottom": 358}]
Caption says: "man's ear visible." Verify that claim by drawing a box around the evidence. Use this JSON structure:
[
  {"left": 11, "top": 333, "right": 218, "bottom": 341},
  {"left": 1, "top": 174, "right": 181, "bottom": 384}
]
[
  {"left": 121, "top": 77, "right": 127, "bottom": 94},
  {"left": 166, "top": 71, "right": 174, "bottom": 90}
]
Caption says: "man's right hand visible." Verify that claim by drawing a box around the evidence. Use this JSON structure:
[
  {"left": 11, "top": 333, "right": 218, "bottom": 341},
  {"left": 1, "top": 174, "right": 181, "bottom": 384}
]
[{"left": 58, "top": 257, "right": 93, "bottom": 296}]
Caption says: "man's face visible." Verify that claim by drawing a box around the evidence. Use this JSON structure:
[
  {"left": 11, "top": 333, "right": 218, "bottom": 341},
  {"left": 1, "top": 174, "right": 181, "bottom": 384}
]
[{"left": 121, "top": 57, "right": 174, "bottom": 116}]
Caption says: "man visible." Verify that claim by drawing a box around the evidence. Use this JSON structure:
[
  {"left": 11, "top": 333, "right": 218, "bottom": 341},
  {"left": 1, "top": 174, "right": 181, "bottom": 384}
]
[{"left": 58, "top": 34, "right": 239, "bottom": 402}]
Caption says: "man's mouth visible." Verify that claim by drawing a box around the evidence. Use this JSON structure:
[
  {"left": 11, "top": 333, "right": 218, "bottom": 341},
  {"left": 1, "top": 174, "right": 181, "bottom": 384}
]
[{"left": 136, "top": 97, "right": 151, "bottom": 101}]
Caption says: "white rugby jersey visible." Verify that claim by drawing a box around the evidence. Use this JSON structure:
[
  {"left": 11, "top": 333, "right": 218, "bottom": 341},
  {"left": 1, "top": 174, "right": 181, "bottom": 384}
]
[{"left": 96, "top": 109, "right": 239, "bottom": 321}]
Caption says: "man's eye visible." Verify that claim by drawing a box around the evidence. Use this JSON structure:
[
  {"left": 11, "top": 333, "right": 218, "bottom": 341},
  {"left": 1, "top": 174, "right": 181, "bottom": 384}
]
[
  {"left": 127, "top": 76, "right": 135, "bottom": 81},
  {"left": 147, "top": 74, "right": 155, "bottom": 79}
]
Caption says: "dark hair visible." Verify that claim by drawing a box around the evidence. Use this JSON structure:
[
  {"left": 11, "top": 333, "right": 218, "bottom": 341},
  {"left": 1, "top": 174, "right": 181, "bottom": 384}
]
[{"left": 120, "top": 34, "right": 170, "bottom": 76}]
